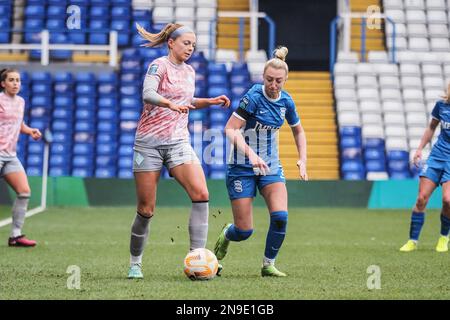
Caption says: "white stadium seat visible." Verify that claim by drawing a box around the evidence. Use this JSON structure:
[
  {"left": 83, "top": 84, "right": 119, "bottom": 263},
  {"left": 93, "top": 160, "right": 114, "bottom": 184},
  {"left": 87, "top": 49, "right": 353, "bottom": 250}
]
[
  {"left": 362, "top": 124, "right": 385, "bottom": 139},
  {"left": 385, "top": 125, "right": 407, "bottom": 138},
  {"left": 338, "top": 112, "right": 361, "bottom": 126},
  {"left": 401, "top": 75, "right": 423, "bottom": 89},
  {"left": 384, "top": 112, "right": 406, "bottom": 126},
  {"left": 379, "top": 76, "right": 401, "bottom": 89},
  {"left": 357, "top": 75, "right": 377, "bottom": 88},
  {"left": 360, "top": 100, "right": 382, "bottom": 113},
  {"left": 406, "top": 10, "right": 427, "bottom": 24},
  {"left": 382, "top": 100, "right": 404, "bottom": 112},
  {"left": 386, "top": 137, "right": 409, "bottom": 151},
  {"left": 404, "top": 0, "right": 425, "bottom": 10},
  {"left": 426, "top": 0, "right": 447, "bottom": 10}
]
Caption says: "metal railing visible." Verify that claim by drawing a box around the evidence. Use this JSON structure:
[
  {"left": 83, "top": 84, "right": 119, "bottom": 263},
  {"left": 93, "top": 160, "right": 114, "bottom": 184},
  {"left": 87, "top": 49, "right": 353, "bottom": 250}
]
[
  {"left": 330, "top": 13, "right": 397, "bottom": 74},
  {"left": 210, "top": 11, "right": 276, "bottom": 62},
  {"left": 0, "top": 29, "right": 118, "bottom": 67}
]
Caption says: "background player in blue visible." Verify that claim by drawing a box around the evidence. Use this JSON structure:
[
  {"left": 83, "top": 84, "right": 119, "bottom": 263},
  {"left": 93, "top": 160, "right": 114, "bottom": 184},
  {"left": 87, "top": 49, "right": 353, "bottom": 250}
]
[
  {"left": 213, "top": 46, "right": 308, "bottom": 277},
  {"left": 400, "top": 83, "right": 450, "bottom": 252}
]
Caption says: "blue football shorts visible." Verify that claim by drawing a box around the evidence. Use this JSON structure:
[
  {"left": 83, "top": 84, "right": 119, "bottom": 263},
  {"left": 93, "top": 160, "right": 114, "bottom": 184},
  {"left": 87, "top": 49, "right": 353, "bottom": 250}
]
[
  {"left": 419, "top": 156, "right": 450, "bottom": 185},
  {"left": 226, "top": 166, "right": 286, "bottom": 200}
]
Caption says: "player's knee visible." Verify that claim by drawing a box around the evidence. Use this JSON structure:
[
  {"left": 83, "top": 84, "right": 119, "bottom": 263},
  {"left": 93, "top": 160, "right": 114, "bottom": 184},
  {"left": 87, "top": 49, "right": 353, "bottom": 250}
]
[
  {"left": 442, "top": 195, "right": 450, "bottom": 208},
  {"left": 235, "top": 228, "right": 253, "bottom": 241},
  {"left": 416, "top": 193, "right": 429, "bottom": 209},
  {"left": 190, "top": 189, "right": 209, "bottom": 202},
  {"left": 137, "top": 204, "right": 155, "bottom": 217},
  {"left": 270, "top": 211, "right": 288, "bottom": 231}
]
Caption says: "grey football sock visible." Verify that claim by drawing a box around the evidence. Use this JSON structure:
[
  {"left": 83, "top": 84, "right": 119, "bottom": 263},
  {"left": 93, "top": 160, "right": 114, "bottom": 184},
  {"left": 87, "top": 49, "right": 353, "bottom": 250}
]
[
  {"left": 130, "top": 212, "right": 152, "bottom": 264},
  {"left": 11, "top": 193, "right": 30, "bottom": 238},
  {"left": 189, "top": 201, "right": 209, "bottom": 250}
]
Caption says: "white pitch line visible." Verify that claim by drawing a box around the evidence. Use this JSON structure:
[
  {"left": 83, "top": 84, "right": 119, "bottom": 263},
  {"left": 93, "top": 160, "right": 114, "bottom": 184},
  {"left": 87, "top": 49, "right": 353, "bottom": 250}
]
[{"left": 0, "top": 206, "right": 45, "bottom": 228}]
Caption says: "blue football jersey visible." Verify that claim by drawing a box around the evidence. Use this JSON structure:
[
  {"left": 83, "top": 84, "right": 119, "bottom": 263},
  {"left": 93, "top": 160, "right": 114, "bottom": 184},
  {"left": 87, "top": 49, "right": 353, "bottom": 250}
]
[
  {"left": 430, "top": 100, "right": 450, "bottom": 161},
  {"left": 227, "top": 84, "right": 301, "bottom": 176}
]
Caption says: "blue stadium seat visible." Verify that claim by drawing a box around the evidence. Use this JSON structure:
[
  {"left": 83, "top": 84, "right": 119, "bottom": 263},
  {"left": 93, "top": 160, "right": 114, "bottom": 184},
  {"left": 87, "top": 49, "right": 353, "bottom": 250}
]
[
  {"left": 46, "top": 19, "right": 65, "bottom": 30},
  {"left": 98, "top": 121, "right": 118, "bottom": 133},
  {"left": 75, "top": 108, "right": 96, "bottom": 121},
  {"left": 31, "top": 72, "right": 52, "bottom": 84},
  {"left": 68, "top": 31, "right": 86, "bottom": 44},
  {"left": 118, "top": 156, "right": 133, "bottom": 168},
  {"left": 208, "top": 63, "right": 227, "bottom": 75},
  {"left": 98, "top": 84, "right": 117, "bottom": 96},
  {"left": 365, "top": 159, "right": 386, "bottom": 172},
  {"left": 72, "top": 167, "right": 93, "bottom": 178},
  {"left": 209, "top": 110, "right": 228, "bottom": 124},
  {"left": 25, "top": 19, "right": 44, "bottom": 29},
  {"left": 96, "top": 143, "right": 117, "bottom": 155},
  {"left": 388, "top": 160, "right": 409, "bottom": 172},
  {"left": 120, "top": 97, "right": 140, "bottom": 109},
  {"left": 52, "top": 120, "right": 72, "bottom": 132},
  {"left": 54, "top": 96, "right": 73, "bottom": 108},
  {"left": 90, "top": 6, "right": 109, "bottom": 18},
  {"left": 343, "top": 171, "right": 364, "bottom": 180},
  {"left": 118, "top": 169, "right": 133, "bottom": 178},
  {"left": 97, "top": 72, "right": 118, "bottom": 85},
  {"left": 31, "top": 95, "right": 52, "bottom": 107},
  {"left": 54, "top": 72, "right": 73, "bottom": 83},
  {"left": 120, "top": 85, "right": 139, "bottom": 96},
  {"left": 54, "top": 83, "right": 73, "bottom": 95},
  {"left": 27, "top": 154, "right": 43, "bottom": 167},
  {"left": 74, "top": 132, "right": 95, "bottom": 143},
  {"left": 231, "top": 62, "right": 248, "bottom": 73},
  {"left": 98, "top": 97, "right": 118, "bottom": 109},
  {"left": 208, "top": 86, "right": 230, "bottom": 98},
  {"left": 75, "top": 121, "right": 96, "bottom": 133},
  {"left": 89, "top": 19, "right": 109, "bottom": 29},
  {"left": 76, "top": 97, "right": 95, "bottom": 109},
  {"left": 138, "top": 47, "right": 161, "bottom": 61},
  {"left": 76, "top": 72, "right": 96, "bottom": 84},
  {"left": 96, "top": 155, "right": 117, "bottom": 166},
  {"left": 31, "top": 83, "right": 52, "bottom": 95},
  {"left": 72, "top": 155, "right": 94, "bottom": 167},
  {"left": 51, "top": 132, "right": 72, "bottom": 143},
  {"left": 341, "top": 159, "right": 364, "bottom": 173},
  {"left": 111, "top": 6, "right": 130, "bottom": 18},
  {"left": 25, "top": 5, "right": 45, "bottom": 18},
  {"left": 49, "top": 167, "right": 70, "bottom": 177},
  {"left": 50, "top": 33, "right": 72, "bottom": 59},
  {"left": 364, "top": 148, "right": 385, "bottom": 161},
  {"left": 97, "top": 133, "right": 117, "bottom": 144},
  {"left": 120, "top": 110, "right": 140, "bottom": 121},
  {"left": 29, "top": 119, "right": 48, "bottom": 131},
  {"left": 340, "top": 136, "right": 361, "bottom": 149},
  {"left": 230, "top": 74, "right": 250, "bottom": 85},
  {"left": 76, "top": 83, "right": 97, "bottom": 96},
  {"left": 340, "top": 126, "right": 362, "bottom": 137},
  {"left": 208, "top": 74, "right": 228, "bottom": 86},
  {"left": 364, "top": 138, "right": 385, "bottom": 149},
  {"left": 95, "top": 167, "right": 117, "bottom": 178},
  {"left": 51, "top": 143, "right": 72, "bottom": 155},
  {"left": 47, "top": 5, "right": 66, "bottom": 18},
  {"left": 50, "top": 154, "right": 69, "bottom": 167},
  {"left": 119, "top": 145, "right": 133, "bottom": 156},
  {"left": 119, "top": 133, "right": 135, "bottom": 144},
  {"left": 387, "top": 150, "right": 409, "bottom": 161},
  {"left": 98, "top": 109, "right": 118, "bottom": 121},
  {"left": 231, "top": 85, "right": 248, "bottom": 99},
  {"left": 341, "top": 148, "right": 361, "bottom": 161},
  {"left": 27, "top": 167, "right": 43, "bottom": 176},
  {"left": 89, "top": 32, "right": 108, "bottom": 45},
  {"left": 28, "top": 142, "right": 44, "bottom": 154},
  {"left": 30, "top": 107, "right": 50, "bottom": 118}
]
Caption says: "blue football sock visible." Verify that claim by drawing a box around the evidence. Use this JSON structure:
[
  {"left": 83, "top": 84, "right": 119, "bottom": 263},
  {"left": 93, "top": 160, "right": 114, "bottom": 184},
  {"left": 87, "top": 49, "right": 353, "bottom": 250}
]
[
  {"left": 264, "top": 211, "right": 288, "bottom": 260},
  {"left": 440, "top": 214, "right": 450, "bottom": 237},
  {"left": 225, "top": 224, "right": 253, "bottom": 242},
  {"left": 410, "top": 211, "right": 425, "bottom": 241}
]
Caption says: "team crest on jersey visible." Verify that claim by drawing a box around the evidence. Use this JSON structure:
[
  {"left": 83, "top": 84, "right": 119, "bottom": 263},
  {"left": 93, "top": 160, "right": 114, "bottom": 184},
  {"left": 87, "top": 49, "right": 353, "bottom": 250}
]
[
  {"left": 233, "top": 180, "right": 243, "bottom": 193},
  {"left": 239, "top": 97, "right": 249, "bottom": 110},
  {"left": 280, "top": 107, "right": 286, "bottom": 119},
  {"left": 148, "top": 64, "right": 158, "bottom": 75}
]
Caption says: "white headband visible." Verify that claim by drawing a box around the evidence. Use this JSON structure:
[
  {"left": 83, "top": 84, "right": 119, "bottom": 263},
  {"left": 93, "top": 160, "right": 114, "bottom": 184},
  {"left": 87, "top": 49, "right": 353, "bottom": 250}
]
[{"left": 169, "top": 26, "right": 195, "bottom": 39}]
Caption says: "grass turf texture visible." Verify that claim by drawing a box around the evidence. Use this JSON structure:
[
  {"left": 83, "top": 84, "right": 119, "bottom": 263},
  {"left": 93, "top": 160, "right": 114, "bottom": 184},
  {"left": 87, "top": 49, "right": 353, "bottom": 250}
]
[{"left": 1, "top": 206, "right": 450, "bottom": 299}]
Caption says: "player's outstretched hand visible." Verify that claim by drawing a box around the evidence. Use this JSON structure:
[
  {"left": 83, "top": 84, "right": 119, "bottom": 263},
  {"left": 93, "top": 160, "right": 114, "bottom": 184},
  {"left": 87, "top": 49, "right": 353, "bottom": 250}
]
[
  {"left": 210, "top": 95, "right": 231, "bottom": 108},
  {"left": 169, "top": 103, "right": 195, "bottom": 114},
  {"left": 297, "top": 160, "right": 308, "bottom": 181},
  {"left": 413, "top": 149, "right": 422, "bottom": 167},
  {"left": 30, "top": 128, "right": 42, "bottom": 141}
]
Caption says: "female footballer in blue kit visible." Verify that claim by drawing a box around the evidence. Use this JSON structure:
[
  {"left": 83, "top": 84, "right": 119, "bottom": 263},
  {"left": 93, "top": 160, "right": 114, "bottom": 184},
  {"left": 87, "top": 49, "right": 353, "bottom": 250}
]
[
  {"left": 213, "top": 46, "right": 308, "bottom": 277},
  {"left": 400, "top": 83, "right": 450, "bottom": 252}
]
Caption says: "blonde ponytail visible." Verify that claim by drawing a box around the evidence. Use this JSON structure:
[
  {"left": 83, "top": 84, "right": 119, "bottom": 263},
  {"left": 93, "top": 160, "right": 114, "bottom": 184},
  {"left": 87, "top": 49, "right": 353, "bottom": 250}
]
[
  {"left": 136, "top": 22, "right": 183, "bottom": 48},
  {"left": 264, "top": 46, "right": 289, "bottom": 75}
]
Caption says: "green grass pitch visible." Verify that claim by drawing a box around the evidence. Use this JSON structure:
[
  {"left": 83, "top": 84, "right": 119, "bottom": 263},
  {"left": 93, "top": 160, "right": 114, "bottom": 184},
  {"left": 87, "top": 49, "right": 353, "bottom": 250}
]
[{"left": 1, "top": 206, "right": 450, "bottom": 299}]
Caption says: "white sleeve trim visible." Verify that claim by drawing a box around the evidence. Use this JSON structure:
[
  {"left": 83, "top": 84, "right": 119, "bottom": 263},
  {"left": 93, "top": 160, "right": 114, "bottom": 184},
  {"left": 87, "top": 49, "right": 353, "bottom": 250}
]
[
  {"left": 232, "top": 112, "right": 246, "bottom": 122},
  {"left": 289, "top": 120, "right": 301, "bottom": 127}
]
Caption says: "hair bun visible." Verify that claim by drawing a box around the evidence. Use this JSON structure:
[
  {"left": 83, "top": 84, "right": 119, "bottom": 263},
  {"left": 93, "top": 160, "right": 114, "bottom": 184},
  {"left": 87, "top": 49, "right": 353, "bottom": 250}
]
[{"left": 273, "top": 46, "right": 288, "bottom": 61}]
